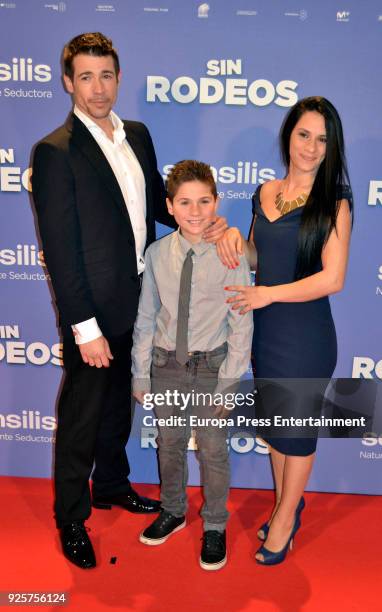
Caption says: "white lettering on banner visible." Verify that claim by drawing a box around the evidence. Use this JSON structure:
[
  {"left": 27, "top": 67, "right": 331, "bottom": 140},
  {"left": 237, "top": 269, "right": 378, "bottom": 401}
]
[
  {"left": 0, "top": 410, "right": 56, "bottom": 431},
  {"left": 0, "top": 324, "right": 62, "bottom": 366},
  {"left": 0, "top": 149, "right": 31, "bottom": 192},
  {"left": 0, "top": 58, "right": 51, "bottom": 82},
  {"left": 362, "top": 433, "right": 382, "bottom": 447},
  {"left": 0, "top": 341, "right": 62, "bottom": 366},
  {"left": 352, "top": 357, "right": 382, "bottom": 379},
  {"left": 140, "top": 427, "right": 270, "bottom": 454},
  {"left": 0, "top": 325, "right": 18, "bottom": 338},
  {"left": 377, "top": 266, "right": 382, "bottom": 296},
  {"left": 162, "top": 161, "right": 276, "bottom": 186},
  {"left": 5, "top": 271, "right": 51, "bottom": 281},
  {"left": 368, "top": 181, "right": 382, "bottom": 205},
  {"left": 360, "top": 451, "right": 382, "bottom": 460},
  {"left": 2, "top": 88, "right": 53, "bottom": 99},
  {"left": 226, "top": 190, "right": 253, "bottom": 200},
  {"left": 0, "top": 149, "right": 14, "bottom": 164},
  {"left": 0, "top": 245, "right": 45, "bottom": 267},
  {"left": 336, "top": 11, "right": 350, "bottom": 22},
  {"left": 0, "top": 167, "right": 32, "bottom": 191},
  {"left": 206, "top": 59, "right": 242, "bottom": 76},
  {"left": 147, "top": 59, "right": 298, "bottom": 107},
  {"left": 230, "top": 432, "right": 269, "bottom": 454}
]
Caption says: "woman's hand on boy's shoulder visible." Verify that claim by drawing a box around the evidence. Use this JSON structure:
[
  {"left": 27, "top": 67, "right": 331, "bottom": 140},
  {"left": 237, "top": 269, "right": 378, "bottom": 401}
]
[{"left": 216, "top": 227, "right": 244, "bottom": 269}]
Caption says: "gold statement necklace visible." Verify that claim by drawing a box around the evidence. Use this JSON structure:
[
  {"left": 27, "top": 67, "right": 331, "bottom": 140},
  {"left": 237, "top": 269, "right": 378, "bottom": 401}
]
[{"left": 275, "top": 190, "right": 308, "bottom": 216}]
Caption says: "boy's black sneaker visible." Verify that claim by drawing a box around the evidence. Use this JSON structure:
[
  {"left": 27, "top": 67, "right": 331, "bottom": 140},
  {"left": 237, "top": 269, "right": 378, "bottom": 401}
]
[
  {"left": 139, "top": 510, "right": 186, "bottom": 545},
  {"left": 200, "top": 530, "right": 227, "bottom": 570}
]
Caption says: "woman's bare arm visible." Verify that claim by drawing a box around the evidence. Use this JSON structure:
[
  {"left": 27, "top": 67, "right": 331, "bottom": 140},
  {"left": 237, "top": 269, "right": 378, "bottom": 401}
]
[{"left": 226, "top": 199, "right": 351, "bottom": 313}]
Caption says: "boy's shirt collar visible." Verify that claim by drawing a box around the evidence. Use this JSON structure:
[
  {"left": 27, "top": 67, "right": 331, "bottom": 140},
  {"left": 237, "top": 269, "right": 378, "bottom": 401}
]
[{"left": 177, "top": 228, "right": 212, "bottom": 257}]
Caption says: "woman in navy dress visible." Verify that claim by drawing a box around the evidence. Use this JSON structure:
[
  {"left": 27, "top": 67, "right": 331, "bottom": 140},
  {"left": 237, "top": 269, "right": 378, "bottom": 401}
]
[{"left": 218, "top": 97, "right": 352, "bottom": 564}]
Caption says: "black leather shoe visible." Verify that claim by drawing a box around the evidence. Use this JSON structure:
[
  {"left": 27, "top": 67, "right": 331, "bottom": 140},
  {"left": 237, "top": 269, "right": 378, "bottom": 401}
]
[
  {"left": 60, "top": 521, "right": 96, "bottom": 569},
  {"left": 139, "top": 510, "right": 186, "bottom": 545},
  {"left": 200, "top": 530, "right": 227, "bottom": 571},
  {"left": 92, "top": 488, "right": 161, "bottom": 514}
]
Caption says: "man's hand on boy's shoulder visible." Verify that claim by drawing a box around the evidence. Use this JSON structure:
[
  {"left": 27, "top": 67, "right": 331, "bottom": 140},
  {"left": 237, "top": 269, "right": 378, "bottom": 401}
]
[{"left": 202, "top": 215, "right": 228, "bottom": 243}]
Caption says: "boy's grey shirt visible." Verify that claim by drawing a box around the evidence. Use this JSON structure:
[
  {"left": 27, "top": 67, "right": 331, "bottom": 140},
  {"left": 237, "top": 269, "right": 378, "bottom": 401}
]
[{"left": 132, "top": 229, "right": 253, "bottom": 393}]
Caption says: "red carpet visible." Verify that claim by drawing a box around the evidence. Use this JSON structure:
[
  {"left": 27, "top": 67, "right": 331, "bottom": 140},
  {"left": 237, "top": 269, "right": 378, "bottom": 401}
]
[{"left": 1, "top": 476, "right": 380, "bottom": 611}]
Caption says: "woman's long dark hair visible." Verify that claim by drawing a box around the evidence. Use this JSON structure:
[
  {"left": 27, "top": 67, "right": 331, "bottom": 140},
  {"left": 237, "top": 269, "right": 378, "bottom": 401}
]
[{"left": 280, "top": 96, "right": 353, "bottom": 279}]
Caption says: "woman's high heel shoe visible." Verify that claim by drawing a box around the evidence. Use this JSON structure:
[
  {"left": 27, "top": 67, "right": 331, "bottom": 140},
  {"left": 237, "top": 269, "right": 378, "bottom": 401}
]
[
  {"left": 257, "top": 496, "right": 305, "bottom": 541},
  {"left": 256, "top": 515, "right": 301, "bottom": 566}
]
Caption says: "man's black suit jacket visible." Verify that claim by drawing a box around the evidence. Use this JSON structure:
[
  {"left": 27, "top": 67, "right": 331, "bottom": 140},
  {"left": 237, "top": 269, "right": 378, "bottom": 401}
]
[{"left": 32, "top": 113, "right": 176, "bottom": 337}]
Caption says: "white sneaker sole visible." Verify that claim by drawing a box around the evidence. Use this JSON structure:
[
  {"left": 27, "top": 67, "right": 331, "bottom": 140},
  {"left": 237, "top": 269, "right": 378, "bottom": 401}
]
[
  {"left": 199, "top": 554, "right": 227, "bottom": 571},
  {"left": 139, "top": 520, "right": 186, "bottom": 546}
]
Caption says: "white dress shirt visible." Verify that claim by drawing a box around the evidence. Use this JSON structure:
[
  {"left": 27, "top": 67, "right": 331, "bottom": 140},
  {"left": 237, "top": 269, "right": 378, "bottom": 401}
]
[{"left": 71, "top": 106, "right": 146, "bottom": 344}]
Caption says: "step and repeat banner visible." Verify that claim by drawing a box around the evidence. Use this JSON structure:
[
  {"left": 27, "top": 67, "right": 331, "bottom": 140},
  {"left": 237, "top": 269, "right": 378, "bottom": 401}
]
[{"left": 0, "top": 0, "right": 381, "bottom": 494}]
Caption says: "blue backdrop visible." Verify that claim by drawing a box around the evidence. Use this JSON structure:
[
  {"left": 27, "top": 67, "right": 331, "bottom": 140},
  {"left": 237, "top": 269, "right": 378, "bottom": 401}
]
[{"left": 1, "top": 0, "right": 381, "bottom": 494}]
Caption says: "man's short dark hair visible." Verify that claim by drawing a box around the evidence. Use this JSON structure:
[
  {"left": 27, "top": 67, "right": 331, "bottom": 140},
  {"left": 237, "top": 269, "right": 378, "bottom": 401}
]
[
  {"left": 166, "top": 160, "right": 217, "bottom": 201},
  {"left": 63, "top": 32, "right": 120, "bottom": 79}
]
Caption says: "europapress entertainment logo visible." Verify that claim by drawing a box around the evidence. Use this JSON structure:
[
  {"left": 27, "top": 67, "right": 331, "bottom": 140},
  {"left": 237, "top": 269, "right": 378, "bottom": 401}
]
[
  {"left": 146, "top": 58, "right": 298, "bottom": 107},
  {"left": 0, "top": 324, "right": 62, "bottom": 366}
]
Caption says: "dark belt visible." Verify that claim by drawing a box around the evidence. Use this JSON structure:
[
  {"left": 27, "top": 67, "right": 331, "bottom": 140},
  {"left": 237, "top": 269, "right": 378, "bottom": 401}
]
[{"left": 155, "top": 342, "right": 227, "bottom": 359}]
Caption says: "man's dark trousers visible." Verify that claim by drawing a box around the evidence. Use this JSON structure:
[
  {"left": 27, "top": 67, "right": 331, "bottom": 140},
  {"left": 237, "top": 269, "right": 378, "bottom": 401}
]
[{"left": 55, "top": 329, "right": 134, "bottom": 527}]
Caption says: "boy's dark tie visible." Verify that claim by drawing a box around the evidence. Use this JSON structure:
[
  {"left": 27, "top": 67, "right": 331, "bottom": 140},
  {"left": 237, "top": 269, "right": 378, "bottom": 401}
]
[{"left": 176, "top": 248, "right": 194, "bottom": 365}]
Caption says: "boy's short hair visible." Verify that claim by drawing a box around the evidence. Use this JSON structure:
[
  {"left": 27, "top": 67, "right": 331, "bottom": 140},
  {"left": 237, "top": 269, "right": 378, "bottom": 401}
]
[
  {"left": 166, "top": 160, "right": 217, "bottom": 201},
  {"left": 63, "top": 32, "right": 120, "bottom": 79}
]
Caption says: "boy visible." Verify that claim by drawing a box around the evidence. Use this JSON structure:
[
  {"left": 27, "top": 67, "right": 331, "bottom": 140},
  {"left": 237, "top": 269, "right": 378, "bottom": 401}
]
[{"left": 131, "top": 160, "right": 253, "bottom": 570}]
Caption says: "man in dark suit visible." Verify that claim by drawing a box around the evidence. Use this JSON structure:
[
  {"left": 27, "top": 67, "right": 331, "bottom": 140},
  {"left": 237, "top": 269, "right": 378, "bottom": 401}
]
[{"left": 32, "top": 32, "right": 226, "bottom": 569}]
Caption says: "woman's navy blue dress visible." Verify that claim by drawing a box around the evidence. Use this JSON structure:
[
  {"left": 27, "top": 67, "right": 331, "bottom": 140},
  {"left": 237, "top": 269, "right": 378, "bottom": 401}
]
[{"left": 252, "top": 184, "right": 338, "bottom": 456}]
